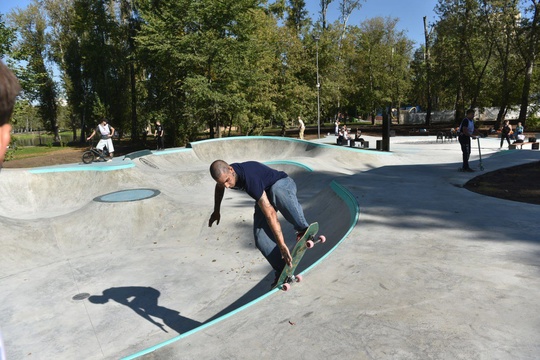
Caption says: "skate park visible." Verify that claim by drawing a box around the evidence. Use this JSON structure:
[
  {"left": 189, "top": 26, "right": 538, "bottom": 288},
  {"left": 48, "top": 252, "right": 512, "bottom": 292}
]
[{"left": 0, "top": 135, "right": 539, "bottom": 359}]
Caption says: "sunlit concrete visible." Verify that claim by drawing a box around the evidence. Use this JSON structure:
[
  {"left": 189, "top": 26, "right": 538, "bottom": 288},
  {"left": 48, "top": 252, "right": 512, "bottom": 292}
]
[{"left": 0, "top": 135, "right": 539, "bottom": 359}]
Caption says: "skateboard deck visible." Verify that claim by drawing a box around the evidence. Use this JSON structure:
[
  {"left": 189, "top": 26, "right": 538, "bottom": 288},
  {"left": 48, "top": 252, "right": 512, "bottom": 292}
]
[{"left": 273, "top": 222, "right": 325, "bottom": 291}]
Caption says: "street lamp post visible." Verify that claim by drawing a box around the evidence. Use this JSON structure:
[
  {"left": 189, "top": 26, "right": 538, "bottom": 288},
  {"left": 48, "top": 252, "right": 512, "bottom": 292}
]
[{"left": 314, "top": 35, "right": 321, "bottom": 139}]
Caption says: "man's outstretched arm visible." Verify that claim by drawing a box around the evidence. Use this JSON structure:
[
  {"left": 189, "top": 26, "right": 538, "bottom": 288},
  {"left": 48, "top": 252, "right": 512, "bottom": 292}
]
[
  {"left": 257, "top": 191, "right": 292, "bottom": 267},
  {"left": 209, "top": 183, "right": 225, "bottom": 227}
]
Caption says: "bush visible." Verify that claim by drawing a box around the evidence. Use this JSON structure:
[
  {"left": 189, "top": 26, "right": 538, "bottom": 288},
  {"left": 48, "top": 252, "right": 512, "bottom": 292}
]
[{"left": 526, "top": 115, "right": 540, "bottom": 131}]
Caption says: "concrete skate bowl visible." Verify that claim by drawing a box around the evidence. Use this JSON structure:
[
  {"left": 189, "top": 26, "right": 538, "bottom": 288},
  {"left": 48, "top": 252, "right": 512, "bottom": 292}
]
[{"left": 0, "top": 136, "right": 363, "bottom": 359}]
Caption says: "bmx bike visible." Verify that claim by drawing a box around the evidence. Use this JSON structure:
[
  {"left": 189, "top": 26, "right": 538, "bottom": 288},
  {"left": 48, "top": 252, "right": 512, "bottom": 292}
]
[{"left": 82, "top": 142, "right": 111, "bottom": 164}]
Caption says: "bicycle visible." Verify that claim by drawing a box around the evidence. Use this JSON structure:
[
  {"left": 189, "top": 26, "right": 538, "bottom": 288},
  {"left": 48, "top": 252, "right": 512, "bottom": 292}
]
[{"left": 82, "top": 142, "right": 111, "bottom": 164}]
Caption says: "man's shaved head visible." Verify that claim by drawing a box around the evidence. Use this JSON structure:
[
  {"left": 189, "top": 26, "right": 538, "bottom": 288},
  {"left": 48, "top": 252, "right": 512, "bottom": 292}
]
[{"left": 209, "top": 160, "right": 230, "bottom": 180}]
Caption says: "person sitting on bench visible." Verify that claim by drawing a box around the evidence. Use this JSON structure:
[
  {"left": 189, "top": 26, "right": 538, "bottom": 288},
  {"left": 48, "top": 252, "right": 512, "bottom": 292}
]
[
  {"left": 354, "top": 129, "right": 364, "bottom": 147},
  {"left": 337, "top": 125, "right": 350, "bottom": 145}
]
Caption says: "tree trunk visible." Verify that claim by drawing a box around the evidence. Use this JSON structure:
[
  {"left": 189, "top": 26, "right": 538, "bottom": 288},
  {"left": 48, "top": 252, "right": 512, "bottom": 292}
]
[
  {"left": 423, "top": 16, "right": 432, "bottom": 126},
  {"left": 518, "top": 1, "right": 540, "bottom": 126},
  {"left": 130, "top": 61, "right": 138, "bottom": 141}
]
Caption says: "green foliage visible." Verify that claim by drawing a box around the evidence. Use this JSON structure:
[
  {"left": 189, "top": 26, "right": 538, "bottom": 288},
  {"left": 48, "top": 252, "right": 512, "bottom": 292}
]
[
  {"left": 8, "top": 2, "right": 59, "bottom": 139},
  {"left": 0, "top": 14, "right": 17, "bottom": 57},
  {"left": 341, "top": 17, "right": 413, "bottom": 122},
  {"left": 2, "top": 0, "right": 539, "bottom": 139}
]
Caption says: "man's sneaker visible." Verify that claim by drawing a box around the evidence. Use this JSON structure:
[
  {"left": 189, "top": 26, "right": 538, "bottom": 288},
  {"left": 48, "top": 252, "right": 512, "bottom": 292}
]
[
  {"left": 459, "top": 167, "right": 475, "bottom": 172},
  {"left": 296, "top": 228, "right": 308, "bottom": 242},
  {"left": 271, "top": 272, "right": 279, "bottom": 288}
]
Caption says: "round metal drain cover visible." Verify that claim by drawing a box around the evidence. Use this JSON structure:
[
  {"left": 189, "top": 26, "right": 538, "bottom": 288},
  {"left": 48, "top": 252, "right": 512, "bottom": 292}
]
[
  {"left": 94, "top": 188, "right": 160, "bottom": 203},
  {"left": 72, "top": 293, "right": 90, "bottom": 301}
]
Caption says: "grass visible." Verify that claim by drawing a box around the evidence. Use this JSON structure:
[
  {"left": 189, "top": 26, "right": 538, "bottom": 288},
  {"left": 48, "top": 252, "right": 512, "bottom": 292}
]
[
  {"left": 7, "top": 146, "right": 72, "bottom": 161},
  {"left": 13, "top": 130, "right": 76, "bottom": 141}
]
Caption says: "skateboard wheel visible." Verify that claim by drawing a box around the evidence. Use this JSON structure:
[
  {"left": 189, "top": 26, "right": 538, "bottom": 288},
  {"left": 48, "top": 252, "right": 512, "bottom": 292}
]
[
  {"left": 306, "top": 240, "right": 314, "bottom": 249},
  {"left": 295, "top": 274, "right": 303, "bottom": 283},
  {"left": 319, "top": 235, "right": 326, "bottom": 243},
  {"left": 282, "top": 283, "right": 291, "bottom": 291}
]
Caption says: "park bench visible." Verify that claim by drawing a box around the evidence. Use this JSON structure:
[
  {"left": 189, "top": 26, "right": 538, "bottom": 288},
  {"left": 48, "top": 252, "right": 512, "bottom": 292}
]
[
  {"left": 409, "top": 129, "right": 430, "bottom": 136},
  {"left": 509, "top": 141, "right": 539, "bottom": 150}
]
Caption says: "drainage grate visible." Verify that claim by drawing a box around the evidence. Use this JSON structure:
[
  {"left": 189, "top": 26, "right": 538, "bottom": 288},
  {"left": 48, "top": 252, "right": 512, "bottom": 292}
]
[{"left": 72, "top": 293, "right": 90, "bottom": 301}]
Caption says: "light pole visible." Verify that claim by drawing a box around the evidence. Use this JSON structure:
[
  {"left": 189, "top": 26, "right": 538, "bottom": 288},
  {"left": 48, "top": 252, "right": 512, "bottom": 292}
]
[{"left": 314, "top": 35, "right": 321, "bottom": 139}]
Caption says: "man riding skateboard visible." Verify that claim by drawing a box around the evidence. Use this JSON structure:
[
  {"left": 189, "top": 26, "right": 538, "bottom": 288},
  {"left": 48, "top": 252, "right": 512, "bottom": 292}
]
[{"left": 208, "top": 160, "right": 310, "bottom": 286}]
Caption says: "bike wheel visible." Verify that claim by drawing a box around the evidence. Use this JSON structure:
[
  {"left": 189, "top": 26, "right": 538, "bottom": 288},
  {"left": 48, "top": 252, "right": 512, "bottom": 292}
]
[{"left": 82, "top": 151, "right": 95, "bottom": 164}]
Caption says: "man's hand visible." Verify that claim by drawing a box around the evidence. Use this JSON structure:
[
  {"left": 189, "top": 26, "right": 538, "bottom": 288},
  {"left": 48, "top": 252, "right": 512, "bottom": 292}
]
[
  {"left": 208, "top": 211, "right": 220, "bottom": 227},
  {"left": 279, "top": 244, "right": 292, "bottom": 268}
]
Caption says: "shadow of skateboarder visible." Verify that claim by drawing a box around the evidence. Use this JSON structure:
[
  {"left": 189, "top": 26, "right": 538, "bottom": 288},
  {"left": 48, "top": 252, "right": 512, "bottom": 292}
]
[{"left": 89, "top": 286, "right": 201, "bottom": 334}]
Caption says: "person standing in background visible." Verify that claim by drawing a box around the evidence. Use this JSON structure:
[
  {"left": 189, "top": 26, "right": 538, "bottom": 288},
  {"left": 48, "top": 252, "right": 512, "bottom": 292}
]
[
  {"left": 499, "top": 120, "right": 512, "bottom": 149},
  {"left": 298, "top": 116, "right": 305, "bottom": 140},
  {"left": 458, "top": 109, "right": 480, "bottom": 172},
  {"left": 154, "top": 121, "right": 165, "bottom": 150}
]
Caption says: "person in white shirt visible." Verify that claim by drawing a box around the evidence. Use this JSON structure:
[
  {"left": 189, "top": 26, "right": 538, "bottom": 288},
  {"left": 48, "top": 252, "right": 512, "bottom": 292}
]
[
  {"left": 87, "top": 118, "right": 115, "bottom": 161},
  {"left": 298, "top": 116, "right": 305, "bottom": 140}
]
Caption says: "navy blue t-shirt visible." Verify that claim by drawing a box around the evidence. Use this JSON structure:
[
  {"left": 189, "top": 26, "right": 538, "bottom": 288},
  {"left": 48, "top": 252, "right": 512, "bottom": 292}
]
[{"left": 230, "top": 162, "right": 288, "bottom": 201}]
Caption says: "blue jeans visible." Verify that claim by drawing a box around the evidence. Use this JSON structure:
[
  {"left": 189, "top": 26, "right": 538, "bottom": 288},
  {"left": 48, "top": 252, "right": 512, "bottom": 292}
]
[{"left": 253, "top": 177, "right": 309, "bottom": 273}]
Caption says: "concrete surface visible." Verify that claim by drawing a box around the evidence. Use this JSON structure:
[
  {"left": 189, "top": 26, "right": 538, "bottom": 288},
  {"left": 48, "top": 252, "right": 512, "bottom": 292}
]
[{"left": 0, "top": 135, "right": 539, "bottom": 360}]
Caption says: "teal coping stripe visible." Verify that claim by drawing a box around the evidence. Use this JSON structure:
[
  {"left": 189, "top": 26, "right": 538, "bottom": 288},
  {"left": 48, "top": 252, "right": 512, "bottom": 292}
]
[
  {"left": 28, "top": 136, "right": 387, "bottom": 175},
  {"left": 191, "top": 135, "right": 392, "bottom": 155},
  {"left": 121, "top": 164, "right": 360, "bottom": 360},
  {"left": 28, "top": 162, "right": 135, "bottom": 174},
  {"left": 152, "top": 148, "right": 192, "bottom": 156},
  {"left": 264, "top": 160, "right": 313, "bottom": 172}
]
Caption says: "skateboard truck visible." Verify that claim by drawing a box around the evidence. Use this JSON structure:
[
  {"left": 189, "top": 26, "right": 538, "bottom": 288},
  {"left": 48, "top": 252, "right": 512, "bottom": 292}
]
[{"left": 281, "top": 274, "right": 303, "bottom": 292}]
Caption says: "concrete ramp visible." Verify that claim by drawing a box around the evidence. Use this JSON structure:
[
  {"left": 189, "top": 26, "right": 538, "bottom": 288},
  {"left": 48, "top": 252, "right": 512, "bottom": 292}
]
[
  {"left": 0, "top": 137, "right": 359, "bottom": 359},
  {"left": 3, "top": 135, "right": 539, "bottom": 360}
]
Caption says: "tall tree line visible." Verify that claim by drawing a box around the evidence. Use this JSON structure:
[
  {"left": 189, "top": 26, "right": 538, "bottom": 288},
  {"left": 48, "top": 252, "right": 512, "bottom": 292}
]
[
  {"left": 1, "top": 0, "right": 539, "bottom": 145},
  {"left": 418, "top": 0, "right": 540, "bottom": 127}
]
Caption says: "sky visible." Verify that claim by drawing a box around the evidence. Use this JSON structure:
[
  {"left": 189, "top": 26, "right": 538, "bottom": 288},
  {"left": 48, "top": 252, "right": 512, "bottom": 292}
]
[
  {"left": 1, "top": 0, "right": 439, "bottom": 47},
  {"left": 306, "top": 0, "right": 439, "bottom": 46}
]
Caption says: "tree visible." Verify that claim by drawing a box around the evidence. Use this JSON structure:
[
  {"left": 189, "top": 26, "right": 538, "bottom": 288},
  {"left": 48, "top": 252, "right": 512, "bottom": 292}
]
[
  {"left": 136, "top": 0, "right": 279, "bottom": 144},
  {"left": 347, "top": 17, "right": 413, "bottom": 124},
  {"left": 0, "top": 14, "right": 17, "bottom": 58},
  {"left": 286, "top": 0, "right": 310, "bottom": 34},
  {"left": 9, "top": 2, "right": 60, "bottom": 140},
  {"left": 319, "top": 0, "right": 334, "bottom": 30},
  {"left": 517, "top": 0, "right": 540, "bottom": 125},
  {"left": 481, "top": 0, "right": 523, "bottom": 127},
  {"left": 423, "top": 16, "right": 434, "bottom": 125},
  {"left": 338, "top": 0, "right": 365, "bottom": 43},
  {"left": 432, "top": 0, "right": 495, "bottom": 123}
]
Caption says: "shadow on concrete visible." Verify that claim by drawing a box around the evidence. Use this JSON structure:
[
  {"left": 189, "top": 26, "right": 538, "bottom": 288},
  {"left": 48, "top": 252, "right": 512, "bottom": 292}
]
[{"left": 89, "top": 286, "right": 202, "bottom": 334}]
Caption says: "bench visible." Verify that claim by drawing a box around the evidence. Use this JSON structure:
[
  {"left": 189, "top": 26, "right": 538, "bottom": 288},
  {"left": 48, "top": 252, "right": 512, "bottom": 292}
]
[
  {"left": 436, "top": 131, "right": 457, "bottom": 143},
  {"left": 349, "top": 139, "right": 370, "bottom": 149},
  {"left": 337, "top": 137, "right": 369, "bottom": 149},
  {"left": 409, "top": 129, "right": 430, "bottom": 136},
  {"left": 509, "top": 142, "right": 539, "bottom": 150}
]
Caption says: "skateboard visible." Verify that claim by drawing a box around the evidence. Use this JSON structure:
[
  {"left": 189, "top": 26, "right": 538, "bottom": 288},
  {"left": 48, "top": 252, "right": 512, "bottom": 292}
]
[{"left": 273, "top": 222, "right": 326, "bottom": 291}]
